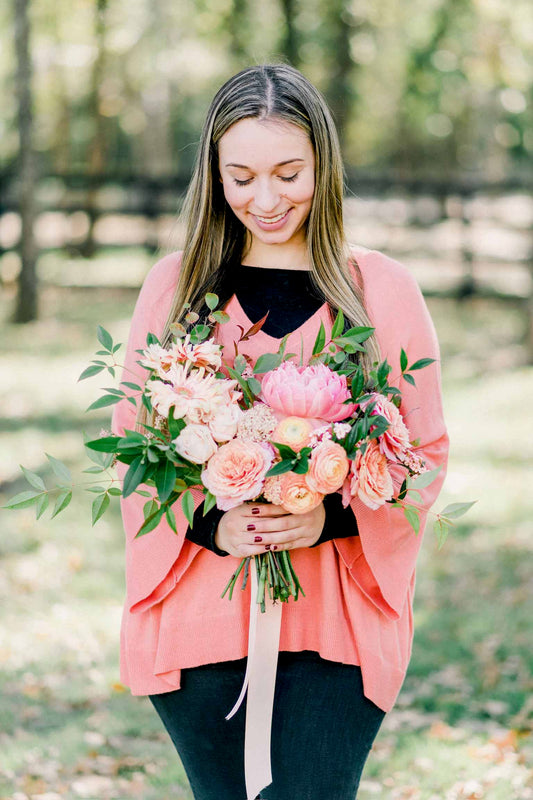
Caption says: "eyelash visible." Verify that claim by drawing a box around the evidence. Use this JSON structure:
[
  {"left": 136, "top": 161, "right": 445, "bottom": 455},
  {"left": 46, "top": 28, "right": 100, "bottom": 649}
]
[{"left": 233, "top": 174, "right": 299, "bottom": 187}]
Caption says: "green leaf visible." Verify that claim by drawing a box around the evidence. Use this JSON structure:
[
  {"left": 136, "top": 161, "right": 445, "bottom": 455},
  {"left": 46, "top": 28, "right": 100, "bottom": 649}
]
[
  {"left": 112, "top": 342, "right": 122, "bottom": 353},
  {"left": 253, "top": 352, "right": 282, "bottom": 374},
  {"left": 155, "top": 459, "right": 177, "bottom": 504},
  {"left": 403, "top": 504, "right": 420, "bottom": 534},
  {"left": 292, "top": 457, "right": 309, "bottom": 475},
  {"left": 190, "top": 324, "right": 210, "bottom": 342},
  {"left": 205, "top": 292, "right": 219, "bottom": 310},
  {"left": 122, "top": 456, "right": 147, "bottom": 498},
  {"left": 434, "top": 517, "right": 449, "bottom": 549},
  {"left": 92, "top": 493, "right": 110, "bottom": 525},
  {"left": 143, "top": 498, "right": 159, "bottom": 519},
  {"left": 146, "top": 332, "right": 161, "bottom": 346},
  {"left": 97, "top": 325, "right": 113, "bottom": 352},
  {"left": 165, "top": 505, "right": 177, "bottom": 533},
  {"left": 406, "top": 489, "right": 422, "bottom": 502},
  {"left": 181, "top": 490, "right": 195, "bottom": 528},
  {"left": 403, "top": 373, "right": 416, "bottom": 387},
  {"left": 312, "top": 321, "right": 326, "bottom": 356},
  {"left": 20, "top": 466, "right": 46, "bottom": 491},
  {"left": 3, "top": 490, "right": 40, "bottom": 510},
  {"left": 202, "top": 491, "right": 217, "bottom": 515},
  {"left": 212, "top": 310, "right": 230, "bottom": 324},
  {"left": 101, "top": 387, "right": 126, "bottom": 396},
  {"left": 78, "top": 364, "right": 105, "bottom": 381},
  {"left": 83, "top": 465, "right": 104, "bottom": 474},
  {"left": 247, "top": 376, "right": 262, "bottom": 396},
  {"left": 439, "top": 500, "right": 476, "bottom": 519},
  {"left": 121, "top": 381, "right": 142, "bottom": 391},
  {"left": 331, "top": 309, "right": 345, "bottom": 340},
  {"left": 51, "top": 489, "right": 72, "bottom": 518},
  {"left": 272, "top": 442, "right": 298, "bottom": 460},
  {"left": 400, "top": 348, "right": 408, "bottom": 372},
  {"left": 410, "top": 465, "right": 442, "bottom": 489},
  {"left": 168, "top": 407, "right": 186, "bottom": 440},
  {"left": 85, "top": 436, "right": 120, "bottom": 452},
  {"left": 135, "top": 506, "right": 164, "bottom": 537},
  {"left": 142, "top": 394, "right": 153, "bottom": 414},
  {"left": 46, "top": 454, "right": 71, "bottom": 484},
  {"left": 35, "top": 493, "right": 49, "bottom": 520},
  {"left": 409, "top": 357, "right": 436, "bottom": 371},
  {"left": 86, "top": 394, "right": 122, "bottom": 412},
  {"left": 108, "top": 487, "right": 122, "bottom": 496},
  {"left": 265, "top": 460, "right": 293, "bottom": 478},
  {"left": 86, "top": 485, "right": 107, "bottom": 493}
]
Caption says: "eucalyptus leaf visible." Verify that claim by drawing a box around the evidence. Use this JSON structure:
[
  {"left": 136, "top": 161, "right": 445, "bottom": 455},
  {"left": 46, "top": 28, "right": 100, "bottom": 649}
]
[{"left": 205, "top": 292, "right": 219, "bottom": 310}]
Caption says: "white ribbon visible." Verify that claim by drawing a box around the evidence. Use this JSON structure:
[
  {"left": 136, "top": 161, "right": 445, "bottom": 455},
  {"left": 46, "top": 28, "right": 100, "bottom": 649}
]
[{"left": 226, "top": 562, "right": 283, "bottom": 800}]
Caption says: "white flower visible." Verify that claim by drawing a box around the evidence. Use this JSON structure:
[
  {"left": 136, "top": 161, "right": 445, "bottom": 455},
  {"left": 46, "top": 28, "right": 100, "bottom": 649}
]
[{"left": 173, "top": 424, "right": 218, "bottom": 464}]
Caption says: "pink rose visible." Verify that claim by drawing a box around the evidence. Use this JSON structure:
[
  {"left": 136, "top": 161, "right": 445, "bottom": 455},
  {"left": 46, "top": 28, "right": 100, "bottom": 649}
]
[
  {"left": 201, "top": 439, "right": 274, "bottom": 511},
  {"left": 344, "top": 440, "right": 393, "bottom": 510},
  {"left": 362, "top": 393, "right": 411, "bottom": 460},
  {"left": 306, "top": 440, "right": 349, "bottom": 494},
  {"left": 260, "top": 361, "right": 354, "bottom": 422},
  {"left": 279, "top": 472, "right": 324, "bottom": 515},
  {"left": 173, "top": 424, "right": 217, "bottom": 464}
]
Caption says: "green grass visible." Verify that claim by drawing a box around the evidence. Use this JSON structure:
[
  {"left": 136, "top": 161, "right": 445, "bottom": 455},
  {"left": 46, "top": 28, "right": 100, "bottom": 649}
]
[{"left": 1, "top": 280, "right": 532, "bottom": 799}]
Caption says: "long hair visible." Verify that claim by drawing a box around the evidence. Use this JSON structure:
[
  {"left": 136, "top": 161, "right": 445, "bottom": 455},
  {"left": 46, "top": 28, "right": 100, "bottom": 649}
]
[{"left": 141, "top": 64, "right": 381, "bottom": 427}]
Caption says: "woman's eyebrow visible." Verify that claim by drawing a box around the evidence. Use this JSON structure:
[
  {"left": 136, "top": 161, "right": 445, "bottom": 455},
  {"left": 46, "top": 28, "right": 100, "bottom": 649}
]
[{"left": 224, "top": 158, "right": 305, "bottom": 168}]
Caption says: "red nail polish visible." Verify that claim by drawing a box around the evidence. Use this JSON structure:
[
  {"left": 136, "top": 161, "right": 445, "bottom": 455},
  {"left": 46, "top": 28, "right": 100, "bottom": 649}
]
[
  {"left": 265, "top": 544, "right": 271, "bottom": 550},
  {"left": 272, "top": 545, "right": 278, "bottom": 551},
  {"left": 254, "top": 535, "right": 263, "bottom": 542},
  {"left": 251, "top": 507, "right": 260, "bottom": 515},
  {"left": 246, "top": 524, "right": 256, "bottom": 531}
]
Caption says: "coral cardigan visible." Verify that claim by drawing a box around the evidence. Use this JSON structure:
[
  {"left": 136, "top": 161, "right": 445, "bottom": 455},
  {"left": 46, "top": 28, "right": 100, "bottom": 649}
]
[{"left": 111, "top": 247, "right": 449, "bottom": 712}]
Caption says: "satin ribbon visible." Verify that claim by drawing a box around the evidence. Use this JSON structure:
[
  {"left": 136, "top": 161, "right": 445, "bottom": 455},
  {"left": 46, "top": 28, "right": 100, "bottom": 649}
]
[{"left": 226, "top": 562, "right": 283, "bottom": 800}]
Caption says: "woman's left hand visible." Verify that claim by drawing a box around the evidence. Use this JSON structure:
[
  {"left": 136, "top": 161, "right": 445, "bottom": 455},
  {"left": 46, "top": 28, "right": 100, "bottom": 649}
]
[{"left": 244, "top": 501, "right": 326, "bottom": 553}]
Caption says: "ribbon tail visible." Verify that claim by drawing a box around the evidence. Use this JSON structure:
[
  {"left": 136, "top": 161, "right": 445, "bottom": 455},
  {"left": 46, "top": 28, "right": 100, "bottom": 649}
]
[
  {"left": 244, "top": 566, "right": 283, "bottom": 800},
  {"left": 225, "top": 560, "right": 259, "bottom": 721}
]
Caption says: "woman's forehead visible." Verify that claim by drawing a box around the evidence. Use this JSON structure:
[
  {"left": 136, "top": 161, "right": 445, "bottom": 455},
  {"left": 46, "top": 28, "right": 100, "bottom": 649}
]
[{"left": 218, "top": 118, "right": 313, "bottom": 166}]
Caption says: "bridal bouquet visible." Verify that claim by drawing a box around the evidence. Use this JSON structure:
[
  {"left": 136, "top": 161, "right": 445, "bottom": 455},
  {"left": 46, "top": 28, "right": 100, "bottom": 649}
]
[{"left": 5, "top": 293, "right": 473, "bottom": 610}]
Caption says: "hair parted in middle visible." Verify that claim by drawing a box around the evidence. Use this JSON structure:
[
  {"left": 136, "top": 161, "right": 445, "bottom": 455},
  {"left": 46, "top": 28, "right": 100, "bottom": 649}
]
[{"left": 162, "top": 62, "right": 381, "bottom": 374}]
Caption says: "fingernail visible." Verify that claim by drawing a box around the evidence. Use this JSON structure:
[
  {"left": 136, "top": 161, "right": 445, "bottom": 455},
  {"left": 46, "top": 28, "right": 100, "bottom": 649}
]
[
  {"left": 272, "top": 545, "right": 278, "bottom": 551},
  {"left": 251, "top": 507, "right": 260, "bottom": 515},
  {"left": 265, "top": 544, "right": 271, "bottom": 550},
  {"left": 254, "top": 535, "right": 263, "bottom": 542},
  {"left": 246, "top": 524, "right": 256, "bottom": 531}
]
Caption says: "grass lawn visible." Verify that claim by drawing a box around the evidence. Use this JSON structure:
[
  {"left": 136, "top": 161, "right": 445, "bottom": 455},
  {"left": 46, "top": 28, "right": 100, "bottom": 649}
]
[{"left": 1, "top": 256, "right": 532, "bottom": 799}]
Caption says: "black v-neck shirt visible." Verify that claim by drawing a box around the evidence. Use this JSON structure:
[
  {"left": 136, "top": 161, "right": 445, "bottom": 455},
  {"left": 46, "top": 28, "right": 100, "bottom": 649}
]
[{"left": 226, "top": 264, "right": 325, "bottom": 339}]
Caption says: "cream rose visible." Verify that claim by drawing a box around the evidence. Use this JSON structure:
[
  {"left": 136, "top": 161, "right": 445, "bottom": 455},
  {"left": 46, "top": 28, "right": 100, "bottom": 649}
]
[
  {"left": 172, "top": 423, "right": 217, "bottom": 464},
  {"left": 208, "top": 403, "right": 243, "bottom": 443}
]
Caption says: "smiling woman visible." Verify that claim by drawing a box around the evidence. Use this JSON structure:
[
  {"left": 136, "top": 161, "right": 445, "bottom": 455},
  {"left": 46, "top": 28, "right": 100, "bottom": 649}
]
[
  {"left": 111, "top": 62, "right": 449, "bottom": 800},
  {"left": 218, "top": 118, "right": 315, "bottom": 254}
]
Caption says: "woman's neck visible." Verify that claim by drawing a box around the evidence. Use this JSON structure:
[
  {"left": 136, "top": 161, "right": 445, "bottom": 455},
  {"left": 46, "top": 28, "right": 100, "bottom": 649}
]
[{"left": 242, "top": 238, "right": 309, "bottom": 271}]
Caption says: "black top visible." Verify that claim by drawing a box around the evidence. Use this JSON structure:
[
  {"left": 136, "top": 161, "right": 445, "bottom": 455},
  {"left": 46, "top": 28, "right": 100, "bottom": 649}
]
[{"left": 185, "top": 264, "right": 359, "bottom": 555}]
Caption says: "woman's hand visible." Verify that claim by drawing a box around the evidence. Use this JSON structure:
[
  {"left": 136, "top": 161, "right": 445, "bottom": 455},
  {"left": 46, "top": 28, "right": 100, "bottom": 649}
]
[{"left": 214, "top": 501, "right": 325, "bottom": 558}]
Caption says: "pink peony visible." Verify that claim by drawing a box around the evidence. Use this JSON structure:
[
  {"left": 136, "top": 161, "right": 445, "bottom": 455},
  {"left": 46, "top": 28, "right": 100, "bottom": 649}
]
[
  {"left": 260, "top": 361, "right": 355, "bottom": 422},
  {"left": 306, "top": 440, "right": 349, "bottom": 494},
  {"left": 361, "top": 393, "right": 411, "bottom": 460},
  {"left": 173, "top": 424, "right": 217, "bottom": 464},
  {"left": 279, "top": 472, "right": 324, "bottom": 515},
  {"left": 201, "top": 440, "right": 274, "bottom": 511},
  {"left": 343, "top": 440, "right": 393, "bottom": 510}
]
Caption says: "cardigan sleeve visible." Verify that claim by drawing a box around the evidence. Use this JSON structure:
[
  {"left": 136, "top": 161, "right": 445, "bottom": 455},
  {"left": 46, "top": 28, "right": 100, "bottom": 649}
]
[
  {"left": 111, "top": 251, "right": 207, "bottom": 615},
  {"left": 334, "top": 251, "right": 449, "bottom": 620}
]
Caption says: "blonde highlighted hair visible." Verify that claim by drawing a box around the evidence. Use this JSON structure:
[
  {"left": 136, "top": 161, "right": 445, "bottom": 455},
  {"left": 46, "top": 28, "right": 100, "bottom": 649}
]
[{"left": 162, "top": 62, "right": 380, "bottom": 366}]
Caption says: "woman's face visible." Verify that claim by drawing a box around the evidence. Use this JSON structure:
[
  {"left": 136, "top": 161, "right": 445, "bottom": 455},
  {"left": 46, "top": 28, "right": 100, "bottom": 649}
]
[{"left": 218, "top": 117, "right": 315, "bottom": 251}]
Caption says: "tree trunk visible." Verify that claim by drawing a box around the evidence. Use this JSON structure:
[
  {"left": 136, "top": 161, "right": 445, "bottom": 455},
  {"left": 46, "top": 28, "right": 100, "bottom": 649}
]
[
  {"left": 324, "top": 0, "right": 357, "bottom": 154},
  {"left": 13, "top": 0, "right": 38, "bottom": 323},
  {"left": 280, "top": 0, "right": 299, "bottom": 67}
]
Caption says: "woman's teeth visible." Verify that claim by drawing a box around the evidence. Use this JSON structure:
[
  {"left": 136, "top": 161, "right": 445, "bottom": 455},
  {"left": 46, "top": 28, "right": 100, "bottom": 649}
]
[{"left": 255, "top": 210, "right": 288, "bottom": 223}]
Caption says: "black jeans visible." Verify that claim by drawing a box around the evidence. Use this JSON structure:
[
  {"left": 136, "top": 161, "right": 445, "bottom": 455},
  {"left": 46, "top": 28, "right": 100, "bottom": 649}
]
[{"left": 149, "top": 650, "right": 386, "bottom": 800}]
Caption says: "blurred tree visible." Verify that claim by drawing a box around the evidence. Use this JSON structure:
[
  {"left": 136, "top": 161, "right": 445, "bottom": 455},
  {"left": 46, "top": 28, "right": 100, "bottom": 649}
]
[
  {"left": 279, "top": 0, "right": 300, "bottom": 67},
  {"left": 13, "top": 0, "right": 37, "bottom": 323},
  {"left": 228, "top": 0, "right": 249, "bottom": 61}
]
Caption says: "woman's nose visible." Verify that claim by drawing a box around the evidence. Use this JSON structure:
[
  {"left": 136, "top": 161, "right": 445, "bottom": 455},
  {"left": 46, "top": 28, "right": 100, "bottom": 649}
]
[{"left": 254, "top": 180, "right": 280, "bottom": 213}]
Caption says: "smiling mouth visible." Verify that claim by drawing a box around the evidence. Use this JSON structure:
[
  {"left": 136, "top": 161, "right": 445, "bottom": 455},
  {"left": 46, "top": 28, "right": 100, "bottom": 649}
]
[{"left": 253, "top": 210, "right": 291, "bottom": 224}]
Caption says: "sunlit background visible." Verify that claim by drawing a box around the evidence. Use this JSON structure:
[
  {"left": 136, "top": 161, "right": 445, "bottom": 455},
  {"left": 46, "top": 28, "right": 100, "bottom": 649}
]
[{"left": 1, "top": 0, "right": 532, "bottom": 798}]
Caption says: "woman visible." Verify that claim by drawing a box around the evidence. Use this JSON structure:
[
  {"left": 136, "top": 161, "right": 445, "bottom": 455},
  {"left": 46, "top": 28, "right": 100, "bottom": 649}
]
[{"left": 112, "top": 63, "right": 449, "bottom": 800}]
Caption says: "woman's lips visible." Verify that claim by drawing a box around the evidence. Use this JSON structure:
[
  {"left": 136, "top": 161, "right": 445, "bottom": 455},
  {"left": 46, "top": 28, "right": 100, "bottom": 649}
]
[{"left": 252, "top": 208, "right": 292, "bottom": 231}]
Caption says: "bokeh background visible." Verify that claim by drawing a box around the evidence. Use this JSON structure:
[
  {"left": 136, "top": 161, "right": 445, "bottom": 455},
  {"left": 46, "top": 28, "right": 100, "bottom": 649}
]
[{"left": 1, "top": 1, "right": 532, "bottom": 798}]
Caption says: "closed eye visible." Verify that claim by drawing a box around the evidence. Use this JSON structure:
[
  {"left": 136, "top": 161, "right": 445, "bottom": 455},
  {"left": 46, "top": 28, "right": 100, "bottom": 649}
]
[{"left": 233, "top": 174, "right": 299, "bottom": 187}]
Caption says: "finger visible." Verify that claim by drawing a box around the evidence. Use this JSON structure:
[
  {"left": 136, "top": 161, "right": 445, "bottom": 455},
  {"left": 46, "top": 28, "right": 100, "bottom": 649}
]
[
  {"left": 244, "top": 503, "right": 291, "bottom": 518},
  {"left": 244, "top": 516, "right": 302, "bottom": 535}
]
